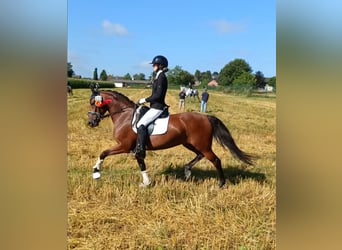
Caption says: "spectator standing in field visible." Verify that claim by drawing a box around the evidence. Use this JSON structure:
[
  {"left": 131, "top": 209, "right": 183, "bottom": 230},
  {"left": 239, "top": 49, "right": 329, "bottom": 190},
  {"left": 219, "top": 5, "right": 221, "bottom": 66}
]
[
  {"left": 179, "top": 89, "right": 186, "bottom": 111},
  {"left": 200, "top": 88, "right": 209, "bottom": 113}
]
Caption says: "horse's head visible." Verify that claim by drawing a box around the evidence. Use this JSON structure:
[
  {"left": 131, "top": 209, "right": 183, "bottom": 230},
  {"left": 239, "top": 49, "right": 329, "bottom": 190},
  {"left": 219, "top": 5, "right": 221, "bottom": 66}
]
[
  {"left": 87, "top": 94, "right": 112, "bottom": 128},
  {"left": 87, "top": 91, "right": 136, "bottom": 128}
]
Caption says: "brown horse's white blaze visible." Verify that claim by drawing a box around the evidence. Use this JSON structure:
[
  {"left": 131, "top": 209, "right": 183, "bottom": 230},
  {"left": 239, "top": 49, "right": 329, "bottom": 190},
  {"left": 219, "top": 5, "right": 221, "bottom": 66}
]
[{"left": 88, "top": 90, "right": 256, "bottom": 188}]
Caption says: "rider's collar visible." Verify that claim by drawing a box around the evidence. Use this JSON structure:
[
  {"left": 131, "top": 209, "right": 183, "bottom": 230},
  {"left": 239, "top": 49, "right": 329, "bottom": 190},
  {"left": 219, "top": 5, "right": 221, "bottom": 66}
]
[{"left": 155, "top": 70, "right": 163, "bottom": 79}]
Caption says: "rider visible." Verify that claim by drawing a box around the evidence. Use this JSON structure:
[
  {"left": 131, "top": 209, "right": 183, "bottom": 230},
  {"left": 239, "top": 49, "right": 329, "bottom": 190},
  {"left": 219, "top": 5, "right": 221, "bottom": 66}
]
[
  {"left": 90, "top": 82, "right": 100, "bottom": 96},
  {"left": 134, "top": 55, "right": 169, "bottom": 159}
]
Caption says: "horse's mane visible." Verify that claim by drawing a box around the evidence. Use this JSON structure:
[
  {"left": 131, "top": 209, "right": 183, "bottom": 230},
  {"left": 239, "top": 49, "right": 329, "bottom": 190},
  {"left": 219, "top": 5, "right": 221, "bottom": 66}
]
[{"left": 101, "top": 90, "right": 136, "bottom": 107}]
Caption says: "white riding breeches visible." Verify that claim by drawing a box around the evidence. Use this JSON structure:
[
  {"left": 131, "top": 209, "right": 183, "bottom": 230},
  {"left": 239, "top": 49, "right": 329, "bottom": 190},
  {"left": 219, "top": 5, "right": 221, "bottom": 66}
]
[{"left": 137, "top": 108, "right": 163, "bottom": 128}]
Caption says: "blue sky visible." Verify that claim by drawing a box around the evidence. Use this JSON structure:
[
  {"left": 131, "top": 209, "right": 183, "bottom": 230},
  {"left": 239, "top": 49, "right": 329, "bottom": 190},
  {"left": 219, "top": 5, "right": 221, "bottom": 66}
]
[{"left": 68, "top": 0, "right": 276, "bottom": 78}]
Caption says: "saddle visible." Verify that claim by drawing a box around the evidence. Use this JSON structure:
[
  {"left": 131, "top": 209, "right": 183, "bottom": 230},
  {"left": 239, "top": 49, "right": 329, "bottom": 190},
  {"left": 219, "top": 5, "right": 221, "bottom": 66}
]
[{"left": 132, "top": 106, "right": 170, "bottom": 135}]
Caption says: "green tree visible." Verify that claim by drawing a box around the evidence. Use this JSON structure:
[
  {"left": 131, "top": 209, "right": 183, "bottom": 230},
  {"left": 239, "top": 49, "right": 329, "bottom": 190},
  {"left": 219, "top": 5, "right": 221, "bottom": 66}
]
[
  {"left": 218, "top": 59, "right": 252, "bottom": 86},
  {"left": 93, "top": 68, "right": 98, "bottom": 80},
  {"left": 212, "top": 72, "right": 219, "bottom": 79},
  {"left": 167, "top": 66, "right": 182, "bottom": 85},
  {"left": 255, "top": 71, "right": 265, "bottom": 89},
  {"left": 233, "top": 72, "right": 256, "bottom": 86},
  {"left": 194, "top": 69, "right": 213, "bottom": 87},
  {"left": 67, "top": 62, "right": 74, "bottom": 77},
  {"left": 123, "top": 73, "right": 131, "bottom": 80},
  {"left": 167, "top": 66, "right": 194, "bottom": 86},
  {"left": 100, "top": 70, "right": 108, "bottom": 81},
  {"left": 194, "top": 70, "right": 201, "bottom": 81},
  {"left": 200, "top": 70, "right": 212, "bottom": 86},
  {"left": 133, "top": 73, "right": 146, "bottom": 80},
  {"left": 268, "top": 76, "right": 276, "bottom": 89},
  {"left": 232, "top": 72, "right": 256, "bottom": 95}
]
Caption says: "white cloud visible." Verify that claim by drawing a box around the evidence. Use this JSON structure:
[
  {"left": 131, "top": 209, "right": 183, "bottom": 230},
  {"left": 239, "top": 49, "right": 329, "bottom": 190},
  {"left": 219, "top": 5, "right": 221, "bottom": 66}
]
[
  {"left": 102, "top": 20, "right": 129, "bottom": 36},
  {"left": 210, "top": 20, "right": 245, "bottom": 34}
]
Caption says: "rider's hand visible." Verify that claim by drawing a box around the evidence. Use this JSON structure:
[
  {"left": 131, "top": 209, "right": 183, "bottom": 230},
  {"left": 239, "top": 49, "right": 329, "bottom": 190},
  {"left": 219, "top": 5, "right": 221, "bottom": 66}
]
[{"left": 138, "top": 98, "right": 146, "bottom": 105}]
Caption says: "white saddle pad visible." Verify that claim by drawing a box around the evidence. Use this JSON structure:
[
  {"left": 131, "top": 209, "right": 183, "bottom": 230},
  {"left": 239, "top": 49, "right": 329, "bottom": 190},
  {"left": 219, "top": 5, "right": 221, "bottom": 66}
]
[{"left": 132, "top": 113, "right": 170, "bottom": 135}]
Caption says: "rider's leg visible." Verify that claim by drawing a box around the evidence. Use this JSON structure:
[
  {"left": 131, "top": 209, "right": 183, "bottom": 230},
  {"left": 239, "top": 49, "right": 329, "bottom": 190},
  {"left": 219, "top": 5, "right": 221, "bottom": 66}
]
[
  {"left": 135, "top": 125, "right": 147, "bottom": 159},
  {"left": 135, "top": 108, "right": 163, "bottom": 159}
]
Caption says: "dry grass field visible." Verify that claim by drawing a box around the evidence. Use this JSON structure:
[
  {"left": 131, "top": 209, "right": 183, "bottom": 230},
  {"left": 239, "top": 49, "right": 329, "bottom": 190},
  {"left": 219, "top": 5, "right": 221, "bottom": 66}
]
[{"left": 67, "top": 88, "right": 276, "bottom": 249}]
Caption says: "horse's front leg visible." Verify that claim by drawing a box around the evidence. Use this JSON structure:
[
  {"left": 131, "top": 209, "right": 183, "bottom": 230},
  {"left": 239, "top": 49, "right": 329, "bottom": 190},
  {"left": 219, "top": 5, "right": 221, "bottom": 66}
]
[
  {"left": 92, "top": 144, "right": 129, "bottom": 179},
  {"left": 136, "top": 157, "right": 151, "bottom": 187},
  {"left": 92, "top": 158, "right": 103, "bottom": 179}
]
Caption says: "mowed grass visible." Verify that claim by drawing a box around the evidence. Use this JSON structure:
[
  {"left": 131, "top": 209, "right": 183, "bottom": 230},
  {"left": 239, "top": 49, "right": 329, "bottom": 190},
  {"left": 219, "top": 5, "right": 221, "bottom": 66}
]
[{"left": 67, "top": 88, "right": 276, "bottom": 249}]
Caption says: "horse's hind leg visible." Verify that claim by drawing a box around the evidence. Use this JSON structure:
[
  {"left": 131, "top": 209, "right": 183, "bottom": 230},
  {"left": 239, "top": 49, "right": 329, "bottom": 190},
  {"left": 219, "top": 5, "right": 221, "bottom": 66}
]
[
  {"left": 183, "top": 144, "right": 204, "bottom": 180},
  {"left": 184, "top": 154, "right": 203, "bottom": 180},
  {"left": 203, "top": 150, "right": 225, "bottom": 188}
]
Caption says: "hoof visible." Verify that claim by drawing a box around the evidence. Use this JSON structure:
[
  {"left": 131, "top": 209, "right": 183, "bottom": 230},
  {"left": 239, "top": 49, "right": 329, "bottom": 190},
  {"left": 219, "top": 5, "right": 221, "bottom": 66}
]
[
  {"left": 93, "top": 171, "right": 101, "bottom": 179},
  {"left": 218, "top": 180, "right": 226, "bottom": 188},
  {"left": 184, "top": 167, "right": 191, "bottom": 181},
  {"left": 139, "top": 181, "right": 151, "bottom": 188}
]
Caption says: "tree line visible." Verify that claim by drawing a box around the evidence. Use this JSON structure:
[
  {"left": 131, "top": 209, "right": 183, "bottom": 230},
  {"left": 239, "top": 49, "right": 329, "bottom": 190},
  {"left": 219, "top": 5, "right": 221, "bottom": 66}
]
[{"left": 67, "top": 58, "right": 276, "bottom": 91}]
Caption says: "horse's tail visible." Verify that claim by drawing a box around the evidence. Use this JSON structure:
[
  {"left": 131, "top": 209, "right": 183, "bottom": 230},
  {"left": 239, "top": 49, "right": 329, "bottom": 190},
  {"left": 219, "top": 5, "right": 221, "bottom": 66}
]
[{"left": 207, "top": 115, "right": 256, "bottom": 165}]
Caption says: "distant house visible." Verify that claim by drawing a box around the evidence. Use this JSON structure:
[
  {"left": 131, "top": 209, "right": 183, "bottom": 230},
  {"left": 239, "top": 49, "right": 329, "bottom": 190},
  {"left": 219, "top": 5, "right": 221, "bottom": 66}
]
[
  {"left": 114, "top": 82, "right": 125, "bottom": 88},
  {"left": 207, "top": 79, "right": 219, "bottom": 87},
  {"left": 256, "top": 83, "right": 274, "bottom": 93},
  {"left": 264, "top": 84, "right": 274, "bottom": 92},
  {"left": 113, "top": 79, "right": 150, "bottom": 88}
]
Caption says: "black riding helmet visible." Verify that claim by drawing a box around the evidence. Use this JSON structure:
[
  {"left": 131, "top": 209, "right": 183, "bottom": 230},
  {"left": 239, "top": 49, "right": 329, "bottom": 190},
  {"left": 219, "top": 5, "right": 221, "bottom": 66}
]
[{"left": 150, "top": 55, "right": 168, "bottom": 68}]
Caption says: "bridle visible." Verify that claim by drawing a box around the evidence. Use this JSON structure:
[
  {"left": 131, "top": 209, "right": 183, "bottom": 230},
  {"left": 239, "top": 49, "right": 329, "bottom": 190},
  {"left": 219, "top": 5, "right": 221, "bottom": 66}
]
[
  {"left": 88, "top": 106, "right": 132, "bottom": 121},
  {"left": 100, "top": 106, "right": 132, "bottom": 119},
  {"left": 88, "top": 93, "right": 137, "bottom": 127}
]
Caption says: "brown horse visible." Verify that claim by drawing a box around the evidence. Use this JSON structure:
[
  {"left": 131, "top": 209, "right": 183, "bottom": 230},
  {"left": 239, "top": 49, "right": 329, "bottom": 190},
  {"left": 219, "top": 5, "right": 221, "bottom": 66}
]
[{"left": 87, "top": 90, "right": 256, "bottom": 188}]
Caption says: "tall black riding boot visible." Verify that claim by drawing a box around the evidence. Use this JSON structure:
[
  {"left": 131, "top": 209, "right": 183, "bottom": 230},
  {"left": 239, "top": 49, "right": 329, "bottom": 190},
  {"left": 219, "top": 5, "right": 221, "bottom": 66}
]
[{"left": 135, "top": 125, "right": 147, "bottom": 159}]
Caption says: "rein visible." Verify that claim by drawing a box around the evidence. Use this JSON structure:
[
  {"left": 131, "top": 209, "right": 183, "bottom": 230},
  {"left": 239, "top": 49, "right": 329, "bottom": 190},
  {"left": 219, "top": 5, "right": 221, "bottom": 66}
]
[{"left": 100, "top": 106, "right": 132, "bottom": 119}]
